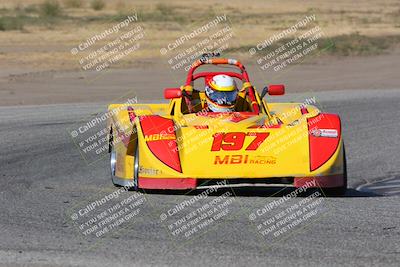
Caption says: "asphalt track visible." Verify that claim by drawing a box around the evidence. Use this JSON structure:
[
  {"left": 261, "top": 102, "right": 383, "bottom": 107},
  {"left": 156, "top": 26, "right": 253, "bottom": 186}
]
[{"left": 0, "top": 89, "right": 399, "bottom": 266}]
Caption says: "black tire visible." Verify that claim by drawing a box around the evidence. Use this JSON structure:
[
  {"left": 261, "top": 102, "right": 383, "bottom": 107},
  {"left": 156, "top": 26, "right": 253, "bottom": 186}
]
[
  {"left": 109, "top": 128, "right": 119, "bottom": 187},
  {"left": 110, "top": 125, "right": 139, "bottom": 189},
  {"left": 323, "top": 145, "right": 347, "bottom": 196},
  {"left": 132, "top": 145, "right": 139, "bottom": 191},
  {"left": 110, "top": 145, "right": 121, "bottom": 187}
]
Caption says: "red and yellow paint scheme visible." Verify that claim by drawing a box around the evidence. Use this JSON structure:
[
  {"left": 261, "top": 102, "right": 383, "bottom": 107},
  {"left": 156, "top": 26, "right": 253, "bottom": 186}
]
[{"left": 107, "top": 58, "right": 347, "bottom": 195}]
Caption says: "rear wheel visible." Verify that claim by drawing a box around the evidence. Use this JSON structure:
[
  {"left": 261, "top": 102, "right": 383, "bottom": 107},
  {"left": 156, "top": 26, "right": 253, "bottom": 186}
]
[{"left": 324, "top": 145, "right": 347, "bottom": 196}]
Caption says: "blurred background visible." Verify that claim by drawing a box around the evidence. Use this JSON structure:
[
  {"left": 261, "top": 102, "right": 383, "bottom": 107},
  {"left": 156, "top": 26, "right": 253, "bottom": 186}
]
[{"left": 0, "top": 0, "right": 399, "bottom": 105}]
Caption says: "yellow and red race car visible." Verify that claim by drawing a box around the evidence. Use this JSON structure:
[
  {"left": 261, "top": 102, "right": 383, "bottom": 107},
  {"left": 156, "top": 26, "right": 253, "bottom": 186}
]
[{"left": 107, "top": 58, "right": 347, "bottom": 195}]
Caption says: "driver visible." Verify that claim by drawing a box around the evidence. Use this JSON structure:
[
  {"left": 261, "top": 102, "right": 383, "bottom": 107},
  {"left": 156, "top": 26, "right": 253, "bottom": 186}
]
[{"left": 204, "top": 74, "right": 238, "bottom": 112}]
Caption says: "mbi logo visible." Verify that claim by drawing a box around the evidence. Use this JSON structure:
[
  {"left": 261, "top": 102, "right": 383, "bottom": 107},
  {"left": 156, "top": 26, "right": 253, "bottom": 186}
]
[
  {"left": 144, "top": 134, "right": 176, "bottom": 142},
  {"left": 214, "top": 155, "right": 248, "bottom": 164},
  {"left": 214, "top": 155, "right": 276, "bottom": 165}
]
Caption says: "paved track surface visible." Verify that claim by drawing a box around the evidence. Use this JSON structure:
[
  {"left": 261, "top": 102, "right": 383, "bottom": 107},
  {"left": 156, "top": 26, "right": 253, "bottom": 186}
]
[{"left": 0, "top": 89, "right": 399, "bottom": 266}]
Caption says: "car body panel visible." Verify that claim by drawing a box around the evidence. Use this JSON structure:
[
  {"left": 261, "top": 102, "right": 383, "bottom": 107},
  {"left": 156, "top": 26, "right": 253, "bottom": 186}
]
[{"left": 107, "top": 58, "right": 345, "bottom": 190}]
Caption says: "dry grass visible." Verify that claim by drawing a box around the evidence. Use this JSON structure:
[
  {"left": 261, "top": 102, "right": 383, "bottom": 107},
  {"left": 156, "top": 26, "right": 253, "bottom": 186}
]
[{"left": 0, "top": 0, "right": 399, "bottom": 70}]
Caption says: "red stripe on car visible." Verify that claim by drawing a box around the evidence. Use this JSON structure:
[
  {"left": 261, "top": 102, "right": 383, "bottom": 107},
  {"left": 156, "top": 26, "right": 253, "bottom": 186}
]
[
  {"left": 139, "top": 177, "right": 197, "bottom": 189},
  {"left": 294, "top": 174, "right": 345, "bottom": 188},
  {"left": 307, "top": 114, "right": 341, "bottom": 171},
  {"left": 139, "top": 116, "right": 182, "bottom": 173}
]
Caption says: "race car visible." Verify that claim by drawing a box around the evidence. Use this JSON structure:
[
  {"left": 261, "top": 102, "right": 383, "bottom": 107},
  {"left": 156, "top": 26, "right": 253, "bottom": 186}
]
[{"left": 107, "top": 57, "right": 347, "bottom": 195}]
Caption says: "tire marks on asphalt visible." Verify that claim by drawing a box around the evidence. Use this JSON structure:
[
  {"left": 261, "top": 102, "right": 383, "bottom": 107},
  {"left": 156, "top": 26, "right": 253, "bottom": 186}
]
[{"left": 357, "top": 176, "right": 400, "bottom": 196}]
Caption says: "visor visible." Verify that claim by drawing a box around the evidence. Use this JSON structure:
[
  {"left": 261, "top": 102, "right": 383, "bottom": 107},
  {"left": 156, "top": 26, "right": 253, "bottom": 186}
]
[{"left": 205, "top": 86, "right": 238, "bottom": 106}]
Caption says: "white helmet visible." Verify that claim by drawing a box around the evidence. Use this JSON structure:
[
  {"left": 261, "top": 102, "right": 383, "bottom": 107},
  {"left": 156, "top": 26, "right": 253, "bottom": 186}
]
[{"left": 205, "top": 74, "right": 238, "bottom": 112}]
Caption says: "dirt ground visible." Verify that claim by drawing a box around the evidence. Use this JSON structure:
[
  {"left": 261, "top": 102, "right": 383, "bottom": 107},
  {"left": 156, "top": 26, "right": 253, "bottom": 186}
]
[{"left": 0, "top": 0, "right": 399, "bottom": 106}]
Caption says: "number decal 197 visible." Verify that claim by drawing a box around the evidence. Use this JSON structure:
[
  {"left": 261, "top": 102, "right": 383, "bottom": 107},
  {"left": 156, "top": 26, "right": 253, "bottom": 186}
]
[{"left": 211, "top": 132, "right": 269, "bottom": 151}]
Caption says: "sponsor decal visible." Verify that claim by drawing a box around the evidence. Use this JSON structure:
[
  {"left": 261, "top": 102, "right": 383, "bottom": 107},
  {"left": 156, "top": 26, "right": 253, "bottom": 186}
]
[
  {"left": 214, "top": 154, "right": 277, "bottom": 165},
  {"left": 311, "top": 128, "right": 338, "bottom": 138},
  {"left": 138, "top": 166, "right": 162, "bottom": 175},
  {"left": 144, "top": 133, "right": 176, "bottom": 142}
]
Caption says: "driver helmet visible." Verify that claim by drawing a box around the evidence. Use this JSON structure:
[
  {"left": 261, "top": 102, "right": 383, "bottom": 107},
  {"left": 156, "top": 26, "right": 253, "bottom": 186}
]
[{"left": 205, "top": 74, "right": 238, "bottom": 112}]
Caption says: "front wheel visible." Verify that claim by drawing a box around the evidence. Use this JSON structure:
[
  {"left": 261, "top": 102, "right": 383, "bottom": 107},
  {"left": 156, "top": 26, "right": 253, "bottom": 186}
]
[
  {"left": 110, "top": 144, "right": 121, "bottom": 187},
  {"left": 109, "top": 127, "right": 138, "bottom": 189},
  {"left": 132, "top": 145, "right": 139, "bottom": 190}
]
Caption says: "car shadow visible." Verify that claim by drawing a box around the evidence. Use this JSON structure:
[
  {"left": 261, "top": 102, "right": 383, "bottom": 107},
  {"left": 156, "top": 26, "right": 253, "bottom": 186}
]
[{"left": 139, "top": 187, "right": 381, "bottom": 198}]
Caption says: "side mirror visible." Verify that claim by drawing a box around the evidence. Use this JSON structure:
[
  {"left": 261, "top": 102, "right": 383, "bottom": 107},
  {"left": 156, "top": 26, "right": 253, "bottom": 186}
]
[
  {"left": 164, "top": 88, "right": 182, "bottom": 99},
  {"left": 261, "top": 84, "right": 285, "bottom": 98}
]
